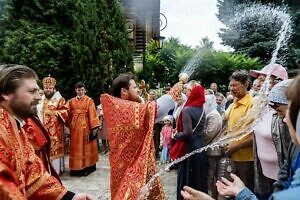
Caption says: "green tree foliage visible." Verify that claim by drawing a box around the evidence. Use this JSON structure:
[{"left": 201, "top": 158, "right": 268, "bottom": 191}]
[
  {"left": 145, "top": 37, "right": 261, "bottom": 93},
  {"left": 0, "top": 0, "right": 132, "bottom": 101},
  {"left": 217, "top": 1, "right": 284, "bottom": 63},
  {"left": 285, "top": 0, "right": 300, "bottom": 73},
  {"left": 191, "top": 50, "right": 262, "bottom": 92},
  {"left": 217, "top": 0, "right": 282, "bottom": 25},
  {"left": 0, "top": 0, "right": 75, "bottom": 95},
  {"left": 196, "top": 37, "right": 214, "bottom": 51},
  {"left": 0, "top": 0, "right": 7, "bottom": 17},
  {"left": 217, "top": 0, "right": 300, "bottom": 72},
  {"left": 145, "top": 37, "right": 195, "bottom": 88},
  {"left": 72, "top": 0, "right": 133, "bottom": 100}
]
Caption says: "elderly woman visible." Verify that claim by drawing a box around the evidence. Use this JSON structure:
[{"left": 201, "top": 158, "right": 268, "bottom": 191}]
[
  {"left": 204, "top": 94, "right": 223, "bottom": 199},
  {"left": 268, "top": 79, "right": 300, "bottom": 193},
  {"left": 252, "top": 78, "right": 291, "bottom": 200}
]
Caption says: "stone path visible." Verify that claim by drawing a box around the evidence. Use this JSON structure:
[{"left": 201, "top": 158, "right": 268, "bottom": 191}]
[{"left": 61, "top": 153, "right": 177, "bottom": 200}]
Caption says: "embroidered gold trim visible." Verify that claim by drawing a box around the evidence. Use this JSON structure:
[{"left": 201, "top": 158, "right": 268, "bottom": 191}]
[
  {"left": 27, "top": 173, "right": 50, "bottom": 197},
  {"left": 56, "top": 189, "right": 68, "bottom": 200}
]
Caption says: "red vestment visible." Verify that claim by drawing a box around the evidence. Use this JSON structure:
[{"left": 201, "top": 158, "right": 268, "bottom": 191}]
[
  {"left": 23, "top": 117, "right": 61, "bottom": 183},
  {"left": 101, "top": 94, "right": 165, "bottom": 200},
  {"left": 38, "top": 92, "right": 68, "bottom": 160},
  {"left": 68, "top": 95, "right": 100, "bottom": 170},
  {"left": 0, "top": 107, "right": 67, "bottom": 199}
]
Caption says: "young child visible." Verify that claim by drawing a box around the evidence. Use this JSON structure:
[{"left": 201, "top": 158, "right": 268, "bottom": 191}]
[{"left": 160, "top": 115, "right": 174, "bottom": 164}]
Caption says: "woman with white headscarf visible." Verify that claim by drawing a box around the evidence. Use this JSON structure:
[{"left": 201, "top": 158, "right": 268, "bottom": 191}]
[
  {"left": 203, "top": 94, "right": 223, "bottom": 145},
  {"left": 204, "top": 94, "right": 223, "bottom": 199}
]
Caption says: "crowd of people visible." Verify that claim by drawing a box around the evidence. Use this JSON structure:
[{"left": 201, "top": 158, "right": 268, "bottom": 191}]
[{"left": 0, "top": 63, "right": 299, "bottom": 200}]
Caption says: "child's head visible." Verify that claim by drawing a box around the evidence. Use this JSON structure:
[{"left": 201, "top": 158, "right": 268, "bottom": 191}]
[{"left": 163, "top": 115, "right": 173, "bottom": 126}]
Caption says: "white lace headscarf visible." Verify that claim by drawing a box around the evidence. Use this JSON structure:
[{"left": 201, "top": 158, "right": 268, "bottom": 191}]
[{"left": 204, "top": 94, "right": 218, "bottom": 115}]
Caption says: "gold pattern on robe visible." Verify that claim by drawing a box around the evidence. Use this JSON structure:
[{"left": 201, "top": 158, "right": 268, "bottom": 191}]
[
  {"left": 0, "top": 107, "right": 67, "bottom": 199},
  {"left": 101, "top": 94, "right": 165, "bottom": 200}
]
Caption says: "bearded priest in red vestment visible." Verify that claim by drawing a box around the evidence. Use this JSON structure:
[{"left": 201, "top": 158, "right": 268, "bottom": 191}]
[
  {"left": 37, "top": 76, "right": 68, "bottom": 175},
  {"left": 101, "top": 73, "right": 181, "bottom": 200},
  {"left": 0, "top": 64, "right": 91, "bottom": 200}
]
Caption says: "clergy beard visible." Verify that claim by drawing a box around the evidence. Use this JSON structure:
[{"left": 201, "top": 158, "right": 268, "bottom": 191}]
[
  {"left": 10, "top": 96, "right": 37, "bottom": 119},
  {"left": 44, "top": 92, "right": 54, "bottom": 99},
  {"left": 128, "top": 94, "right": 140, "bottom": 103}
]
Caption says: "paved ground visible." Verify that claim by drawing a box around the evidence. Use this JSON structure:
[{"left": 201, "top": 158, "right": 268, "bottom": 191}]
[{"left": 61, "top": 153, "right": 177, "bottom": 200}]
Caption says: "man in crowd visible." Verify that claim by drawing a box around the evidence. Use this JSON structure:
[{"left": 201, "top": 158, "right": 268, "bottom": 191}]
[
  {"left": 0, "top": 64, "right": 91, "bottom": 199},
  {"left": 37, "top": 75, "right": 68, "bottom": 175},
  {"left": 148, "top": 89, "right": 162, "bottom": 158},
  {"left": 97, "top": 103, "right": 109, "bottom": 154},
  {"left": 224, "top": 70, "right": 254, "bottom": 191},
  {"left": 210, "top": 82, "right": 218, "bottom": 94},
  {"left": 101, "top": 73, "right": 179, "bottom": 200},
  {"left": 67, "top": 82, "right": 100, "bottom": 176}
]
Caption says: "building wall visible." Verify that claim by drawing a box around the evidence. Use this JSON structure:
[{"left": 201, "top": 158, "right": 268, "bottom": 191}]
[{"left": 121, "top": 0, "right": 160, "bottom": 53}]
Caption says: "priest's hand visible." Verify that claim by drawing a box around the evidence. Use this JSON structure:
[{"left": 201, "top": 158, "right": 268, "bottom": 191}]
[
  {"left": 181, "top": 186, "right": 214, "bottom": 200},
  {"left": 72, "top": 193, "right": 93, "bottom": 200}
]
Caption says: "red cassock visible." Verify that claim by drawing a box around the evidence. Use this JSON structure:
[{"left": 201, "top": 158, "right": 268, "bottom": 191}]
[
  {"left": 68, "top": 95, "right": 100, "bottom": 170},
  {"left": 23, "top": 116, "right": 61, "bottom": 183}
]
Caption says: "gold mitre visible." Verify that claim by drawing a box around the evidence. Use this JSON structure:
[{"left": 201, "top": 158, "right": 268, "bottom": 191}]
[{"left": 42, "top": 75, "right": 56, "bottom": 88}]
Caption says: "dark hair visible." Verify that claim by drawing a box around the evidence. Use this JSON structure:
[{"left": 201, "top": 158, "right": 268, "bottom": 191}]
[
  {"left": 0, "top": 64, "right": 38, "bottom": 101},
  {"left": 229, "top": 70, "right": 250, "bottom": 85},
  {"left": 286, "top": 75, "right": 300, "bottom": 129},
  {"left": 112, "top": 73, "right": 135, "bottom": 97},
  {"left": 75, "top": 81, "right": 85, "bottom": 89}
]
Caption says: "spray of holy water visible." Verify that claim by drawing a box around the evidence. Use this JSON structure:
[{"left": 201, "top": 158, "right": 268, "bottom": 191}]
[
  {"left": 229, "top": 3, "right": 292, "bottom": 65},
  {"left": 137, "top": 4, "right": 292, "bottom": 200},
  {"left": 180, "top": 3, "right": 292, "bottom": 78},
  {"left": 179, "top": 51, "right": 205, "bottom": 79}
]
